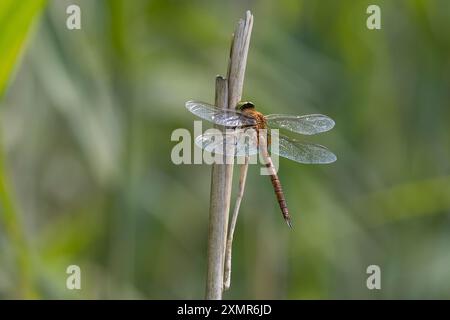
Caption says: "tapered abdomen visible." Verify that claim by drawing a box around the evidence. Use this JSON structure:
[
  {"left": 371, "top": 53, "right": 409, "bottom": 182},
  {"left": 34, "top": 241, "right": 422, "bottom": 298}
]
[{"left": 265, "top": 159, "right": 292, "bottom": 228}]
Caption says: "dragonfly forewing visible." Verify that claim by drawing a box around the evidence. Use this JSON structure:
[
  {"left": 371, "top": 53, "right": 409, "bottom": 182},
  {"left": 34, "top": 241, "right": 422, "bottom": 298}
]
[
  {"left": 265, "top": 114, "right": 335, "bottom": 135},
  {"left": 186, "top": 100, "right": 256, "bottom": 127}
]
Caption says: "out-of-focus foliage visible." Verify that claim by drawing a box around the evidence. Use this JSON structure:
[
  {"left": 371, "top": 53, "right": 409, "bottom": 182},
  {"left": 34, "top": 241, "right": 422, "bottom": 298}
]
[
  {"left": 0, "top": 0, "right": 450, "bottom": 299},
  {"left": 0, "top": 0, "right": 46, "bottom": 299},
  {"left": 0, "top": 0, "right": 46, "bottom": 96}
]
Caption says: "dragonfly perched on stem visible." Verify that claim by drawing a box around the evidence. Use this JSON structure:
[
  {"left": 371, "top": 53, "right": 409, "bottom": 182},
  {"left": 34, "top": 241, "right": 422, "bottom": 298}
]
[{"left": 186, "top": 100, "right": 336, "bottom": 227}]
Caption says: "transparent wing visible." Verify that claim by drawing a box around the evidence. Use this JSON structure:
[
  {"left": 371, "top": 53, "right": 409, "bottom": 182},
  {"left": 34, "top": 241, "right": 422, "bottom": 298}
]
[
  {"left": 186, "top": 100, "right": 256, "bottom": 127},
  {"left": 270, "top": 133, "right": 337, "bottom": 164},
  {"left": 265, "top": 114, "right": 335, "bottom": 135},
  {"left": 195, "top": 129, "right": 259, "bottom": 157}
]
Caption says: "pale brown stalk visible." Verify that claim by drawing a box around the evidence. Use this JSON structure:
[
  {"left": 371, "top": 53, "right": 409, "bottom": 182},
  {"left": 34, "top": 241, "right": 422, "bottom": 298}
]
[
  {"left": 223, "top": 157, "right": 249, "bottom": 290},
  {"left": 205, "top": 11, "right": 253, "bottom": 300}
]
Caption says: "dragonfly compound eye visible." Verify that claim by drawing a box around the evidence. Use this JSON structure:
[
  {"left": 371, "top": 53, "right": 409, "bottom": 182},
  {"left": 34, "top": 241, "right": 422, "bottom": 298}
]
[{"left": 238, "top": 101, "right": 255, "bottom": 110}]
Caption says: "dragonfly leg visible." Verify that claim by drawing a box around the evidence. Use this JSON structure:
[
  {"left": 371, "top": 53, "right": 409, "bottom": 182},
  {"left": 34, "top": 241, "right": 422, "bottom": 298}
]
[{"left": 255, "top": 127, "right": 260, "bottom": 149}]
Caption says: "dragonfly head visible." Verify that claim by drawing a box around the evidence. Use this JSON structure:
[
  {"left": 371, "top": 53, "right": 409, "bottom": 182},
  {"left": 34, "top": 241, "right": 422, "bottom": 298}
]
[{"left": 236, "top": 101, "right": 255, "bottom": 111}]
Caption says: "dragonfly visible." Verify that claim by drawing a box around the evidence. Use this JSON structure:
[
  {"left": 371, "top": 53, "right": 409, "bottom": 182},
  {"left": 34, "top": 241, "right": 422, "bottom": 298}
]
[{"left": 185, "top": 100, "right": 336, "bottom": 227}]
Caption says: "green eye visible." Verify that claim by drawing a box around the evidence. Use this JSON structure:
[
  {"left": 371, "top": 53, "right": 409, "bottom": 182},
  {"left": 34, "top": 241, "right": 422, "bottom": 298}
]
[{"left": 237, "top": 101, "right": 254, "bottom": 110}]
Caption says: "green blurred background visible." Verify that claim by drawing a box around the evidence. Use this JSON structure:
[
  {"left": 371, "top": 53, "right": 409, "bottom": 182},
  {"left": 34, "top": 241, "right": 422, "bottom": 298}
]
[{"left": 1, "top": 0, "right": 450, "bottom": 299}]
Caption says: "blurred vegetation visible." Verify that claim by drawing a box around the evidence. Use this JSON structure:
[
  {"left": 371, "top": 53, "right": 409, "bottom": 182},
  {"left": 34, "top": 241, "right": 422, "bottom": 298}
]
[{"left": 0, "top": 0, "right": 450, "bottom": 299}]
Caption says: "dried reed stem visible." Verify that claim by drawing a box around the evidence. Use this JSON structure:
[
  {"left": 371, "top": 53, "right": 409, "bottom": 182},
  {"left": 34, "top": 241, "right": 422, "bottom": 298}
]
[
  {"left": 205, "top": 10, "right": 253, "bottom": 300},
  {"left": 223, "top": 157, "right": 249, "bottom": 290}
]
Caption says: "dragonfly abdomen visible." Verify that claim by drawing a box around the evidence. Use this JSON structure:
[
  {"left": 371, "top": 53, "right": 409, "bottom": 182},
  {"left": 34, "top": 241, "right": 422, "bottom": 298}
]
[{"left": 265, "top": 162, "right": 292, "bottom": 228}]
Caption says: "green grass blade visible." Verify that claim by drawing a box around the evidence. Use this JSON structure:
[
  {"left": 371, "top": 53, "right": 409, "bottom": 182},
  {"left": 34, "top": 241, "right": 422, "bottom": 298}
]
[
  {"left": 0, "top": 0, "right": 47, "bottom": 97},
  {"left": 0, "top": 0, "right": 47, "bottom": 298}
]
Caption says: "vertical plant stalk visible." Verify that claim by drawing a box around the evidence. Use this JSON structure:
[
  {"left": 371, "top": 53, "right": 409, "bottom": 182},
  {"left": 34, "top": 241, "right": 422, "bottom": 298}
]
[
  {"left": 205, "top": 10, "right": 253, "bottom": 300},
  {"left": 223, "top": 156, "right": 249, "bottom": 290},
  {"left": 206, "top": 76, "right": 230, "bottom": 299}
]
